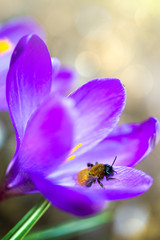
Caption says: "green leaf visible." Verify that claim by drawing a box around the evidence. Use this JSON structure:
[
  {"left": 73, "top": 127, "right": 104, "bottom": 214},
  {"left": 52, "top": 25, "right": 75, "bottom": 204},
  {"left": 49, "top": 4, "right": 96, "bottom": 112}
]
[
  {"left": 25, "top": 211, "right": 112, "bottom": 240},
  {"left": 2, "top": 198, "right": 51, "bottom": 240}
]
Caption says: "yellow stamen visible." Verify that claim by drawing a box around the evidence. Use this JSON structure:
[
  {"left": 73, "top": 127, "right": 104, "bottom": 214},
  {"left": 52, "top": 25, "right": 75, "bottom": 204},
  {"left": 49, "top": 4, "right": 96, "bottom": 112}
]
[
  {"left": 65, "top": 143, "right": 82, "bottom": 162},
  {"left": 70, "top": 143, "right": 82, "bottom": 154},
  {"left": 0, "top": 38, "right": 13, "bottom": 55},
  {"left": 67, "top": 155, "right": 75, "bottom": 161}
]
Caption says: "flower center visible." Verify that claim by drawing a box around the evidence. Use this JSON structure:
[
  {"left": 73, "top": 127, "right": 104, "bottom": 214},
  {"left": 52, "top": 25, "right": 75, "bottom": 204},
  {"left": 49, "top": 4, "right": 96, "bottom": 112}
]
[{"left": 0, "top": 38, "right": 13, "bottom": 55}]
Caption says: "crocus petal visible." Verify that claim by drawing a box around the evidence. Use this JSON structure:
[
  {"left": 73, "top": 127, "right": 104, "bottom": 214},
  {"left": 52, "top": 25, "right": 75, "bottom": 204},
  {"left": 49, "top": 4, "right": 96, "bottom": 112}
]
[
  {"left": 5, "top": 154, "right": 36, "bottom": 194},
  {"left": 49, "top": 165, "right": 153, "bottom": 201},
  {"left": 0, "top": 17, "right": 45, "bottom": 111},
  {"left": 51, "top": 57, "right": 61, "bottom": 78},
  {"left": 17, "top": 95, "right": 75, "bottom": 176},
  {"left": 51, "top": 57, "right": 77, "bottom": 95},
  {"left": 69, "top": 79, "right": 126, "bottom": 155},
  {"left": 0, "top": 69, "right": 8, "bottom": 110},
  {"left": 6, "top": 34, "right": 52, "bottom": 142},
  {"left": 4, "top": 95, "right": 75, "bottom": 194},
  {"left": 0, "top": 83, "right": 8, "bottom": 110},
  {"left": 88, "top": 166, "right": 153, "bottom": 201},
  {"left": 69, "top": 117, "right": 159, "bottom": 168},
  {"left": 30, "top": 173, "right": 107, "bottom": 216}
]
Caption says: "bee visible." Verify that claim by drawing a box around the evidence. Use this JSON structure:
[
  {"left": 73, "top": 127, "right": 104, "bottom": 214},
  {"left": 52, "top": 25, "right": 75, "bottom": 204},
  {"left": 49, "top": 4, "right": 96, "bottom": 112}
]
[{"left": 77, "top": 156, "right": 117, "bottom": 188}]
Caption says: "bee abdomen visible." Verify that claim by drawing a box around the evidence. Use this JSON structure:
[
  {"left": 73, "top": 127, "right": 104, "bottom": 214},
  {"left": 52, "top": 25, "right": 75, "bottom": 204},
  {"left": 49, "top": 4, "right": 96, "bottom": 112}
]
[{"left": 77, "top": 168, "right": 89, "bottom": 186}]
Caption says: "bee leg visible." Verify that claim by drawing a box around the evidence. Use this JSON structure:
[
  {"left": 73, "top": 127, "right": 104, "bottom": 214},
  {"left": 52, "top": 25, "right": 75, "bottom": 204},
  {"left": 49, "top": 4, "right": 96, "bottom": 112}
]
[
  {"left": 86, "top": 177, "right": 97, "bottom": 187},
  {"left": 87, "top": 163, "right": 94, "bottom": 168},
  {"left": 106, "top": 176, "right": 116, "bottom": 181},
  {"left": 97, "top": 179, "right": 104, "bottom": 188},
  {"left": 86, "top": 182, "right": 92, "bottom": 187},
  {"left": 86, "top": 179, "right": 94, "bottom": 187}
]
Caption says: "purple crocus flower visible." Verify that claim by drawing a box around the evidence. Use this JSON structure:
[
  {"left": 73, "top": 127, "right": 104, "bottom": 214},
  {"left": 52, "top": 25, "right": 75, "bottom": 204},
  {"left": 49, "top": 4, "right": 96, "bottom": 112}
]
[{"left": 1, "top": 34, "right": 159, "bottom": 216}]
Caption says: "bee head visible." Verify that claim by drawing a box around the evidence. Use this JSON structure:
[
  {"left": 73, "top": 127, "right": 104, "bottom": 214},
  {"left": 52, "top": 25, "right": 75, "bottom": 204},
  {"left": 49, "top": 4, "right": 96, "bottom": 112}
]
[
  {"left": 104, "top": 156, "right": 117, "bottom": 177},
  {"left": 104, "top": 164, "right": 114, "bottom": 176}
]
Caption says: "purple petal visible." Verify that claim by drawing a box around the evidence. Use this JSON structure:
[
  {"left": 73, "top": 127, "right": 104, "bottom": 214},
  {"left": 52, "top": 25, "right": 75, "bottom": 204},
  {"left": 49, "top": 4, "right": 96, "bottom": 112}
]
[
  {"left": 90, "top": 166, "right": 153, "bottom": 201},
  {"left": 6, "top": 34, "right": 52, "bottom": 142},
  {"left": 0, "top": 17, "right": 45, "bottom": 111},
  {"left": 51, "top": 57, "right": 61, "bottom": 78},
  {"left": 5, "top": 154, "right": 36, "bottom": 194},
  {"left": 69, "top": 79, "right": 126, "bottom": 155},
  {"left": 30, "top": 173, "right": 107, "bottom": 216},
  {"left": 0, "top": 83, "right": 8, "bottom": 110},
  {"left": 17, "top": 96, "right": 75, "bottom": 176},
  {"left": 4, "top": 95, "right": 75, "bottom": 194},
  {"left": 0, "top": 66, "right": 8, "bottom": 110},
  {"left": 50, "top": 165, "right": 153, "bottom": 201},
  {"left": 51, "top": 57, "right": 77, "bottom": 95},
  {"left": 71, "top": 117, "right": 159, "bottom": 168}
]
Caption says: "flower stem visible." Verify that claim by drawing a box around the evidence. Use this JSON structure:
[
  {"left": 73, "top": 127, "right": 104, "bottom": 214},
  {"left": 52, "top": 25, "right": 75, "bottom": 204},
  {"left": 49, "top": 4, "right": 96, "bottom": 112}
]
[{"left": 2, "top": 197, "right": 51, "bottom": 240}]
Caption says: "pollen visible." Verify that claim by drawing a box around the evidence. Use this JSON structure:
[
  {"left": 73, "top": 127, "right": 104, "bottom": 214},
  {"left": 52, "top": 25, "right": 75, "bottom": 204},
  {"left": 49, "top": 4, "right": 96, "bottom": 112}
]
[
  {"left": 77, "top": 168, "right": 89, "bottom": 186},
  {"left": 0, "top": 38, "right": 13, "bottom": 54}
]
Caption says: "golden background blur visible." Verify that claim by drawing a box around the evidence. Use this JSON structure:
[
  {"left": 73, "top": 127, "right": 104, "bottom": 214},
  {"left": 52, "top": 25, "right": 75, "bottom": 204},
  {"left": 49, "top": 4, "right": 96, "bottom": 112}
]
[{"left": 0, "top": 0, "right": 160, "bottom": 239}]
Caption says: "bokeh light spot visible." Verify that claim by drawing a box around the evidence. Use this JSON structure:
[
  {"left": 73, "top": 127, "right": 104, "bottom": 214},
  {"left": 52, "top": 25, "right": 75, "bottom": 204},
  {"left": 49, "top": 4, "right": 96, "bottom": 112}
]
[{"left": 75, "top": 51, "right": 100, "bottom": 77}]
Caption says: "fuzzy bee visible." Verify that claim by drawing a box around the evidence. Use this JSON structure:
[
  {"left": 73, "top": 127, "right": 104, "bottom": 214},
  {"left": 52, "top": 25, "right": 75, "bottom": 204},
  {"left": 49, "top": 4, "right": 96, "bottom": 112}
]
[{"left": 77, "top": 157, "right": 117, "bottom": 188}]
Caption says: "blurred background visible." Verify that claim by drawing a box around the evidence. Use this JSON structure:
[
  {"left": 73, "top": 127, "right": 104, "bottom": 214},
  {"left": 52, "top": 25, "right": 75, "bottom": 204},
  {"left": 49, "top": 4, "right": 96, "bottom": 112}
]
[{"left": 0, "top": 0, "right": 160, "bottom": 239}]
